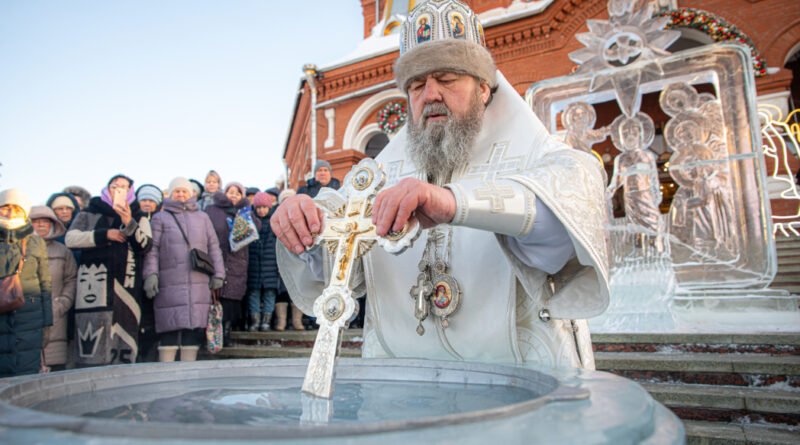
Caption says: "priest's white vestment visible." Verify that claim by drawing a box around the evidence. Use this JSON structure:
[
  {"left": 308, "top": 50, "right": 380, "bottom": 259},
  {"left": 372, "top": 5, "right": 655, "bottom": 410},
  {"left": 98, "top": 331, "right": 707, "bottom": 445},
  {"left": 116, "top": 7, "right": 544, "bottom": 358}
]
[{"left": 278, "top": 72, "right": 609, "bottom": 369}]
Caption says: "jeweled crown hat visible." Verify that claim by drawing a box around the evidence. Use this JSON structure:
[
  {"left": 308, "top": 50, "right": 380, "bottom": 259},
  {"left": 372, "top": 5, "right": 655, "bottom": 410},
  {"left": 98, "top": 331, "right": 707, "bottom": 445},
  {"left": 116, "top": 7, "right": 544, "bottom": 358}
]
[{"left": 395, "top": 0, "right": 495, "bottom": 93}]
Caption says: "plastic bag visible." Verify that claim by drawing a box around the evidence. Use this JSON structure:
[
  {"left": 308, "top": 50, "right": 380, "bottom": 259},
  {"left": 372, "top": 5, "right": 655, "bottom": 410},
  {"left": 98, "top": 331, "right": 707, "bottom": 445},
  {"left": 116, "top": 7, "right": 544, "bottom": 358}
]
[
  {"left": 206, "top": 297, "right": 223, "bottom": 354},
  {"left": 227, "top": 206, "right": 258, "bottom": 252}
]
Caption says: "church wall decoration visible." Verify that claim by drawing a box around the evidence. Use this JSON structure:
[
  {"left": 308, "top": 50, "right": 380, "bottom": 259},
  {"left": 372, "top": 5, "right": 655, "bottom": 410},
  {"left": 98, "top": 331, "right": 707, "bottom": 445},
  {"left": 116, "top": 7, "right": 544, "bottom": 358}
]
[
  {"left": 656, "top": 7, "right": 766, "bottom": 77},
  {"left": 377, "top": 101, "right": 408, "bottom": 134}
]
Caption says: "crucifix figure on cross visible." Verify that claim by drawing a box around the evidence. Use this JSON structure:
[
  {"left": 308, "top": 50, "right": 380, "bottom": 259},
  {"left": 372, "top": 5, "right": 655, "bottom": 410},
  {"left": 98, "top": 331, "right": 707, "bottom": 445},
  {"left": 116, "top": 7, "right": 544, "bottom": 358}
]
[{"left": 301, "top": 158, "right": 420, "bottom": 399}]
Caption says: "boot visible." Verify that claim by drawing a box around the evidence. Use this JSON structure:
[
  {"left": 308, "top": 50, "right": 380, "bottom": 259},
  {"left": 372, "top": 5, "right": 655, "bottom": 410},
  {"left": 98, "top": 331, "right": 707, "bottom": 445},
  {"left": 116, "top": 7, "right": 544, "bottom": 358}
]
[
  {"left": 259, "top": 312, "right": 271, "bottom": 332},
  {"left": 274, "top": 303, "right": 288, "bottom": 331},
  {"left": 158, "top": 346, "right": 178, "bottom": 362},
  {"left": 248, "top": 313, "right": 260, "bottom": 332},
  {"left": 291, "top": 304, "right": 305, "bottom": 331},
  {"left": 223, "top": 321, "right": 233, "bottom": 347},
  {"left": 179, "top": 346, "right": 199, "bottom": 361}
]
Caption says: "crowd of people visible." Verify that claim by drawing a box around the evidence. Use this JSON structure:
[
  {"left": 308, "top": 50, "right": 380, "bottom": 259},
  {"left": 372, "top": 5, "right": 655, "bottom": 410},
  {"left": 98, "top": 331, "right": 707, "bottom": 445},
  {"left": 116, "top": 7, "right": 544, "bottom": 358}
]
[{"left": 0, "top": 159, "right": 343, "bottom": 377}]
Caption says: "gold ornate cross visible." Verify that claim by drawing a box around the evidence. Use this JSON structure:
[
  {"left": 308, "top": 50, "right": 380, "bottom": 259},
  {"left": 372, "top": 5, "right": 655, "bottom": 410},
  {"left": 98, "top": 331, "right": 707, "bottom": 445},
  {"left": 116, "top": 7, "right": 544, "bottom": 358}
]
[{"left": 302, "top": 158, "right": 419, "bottom": 399}]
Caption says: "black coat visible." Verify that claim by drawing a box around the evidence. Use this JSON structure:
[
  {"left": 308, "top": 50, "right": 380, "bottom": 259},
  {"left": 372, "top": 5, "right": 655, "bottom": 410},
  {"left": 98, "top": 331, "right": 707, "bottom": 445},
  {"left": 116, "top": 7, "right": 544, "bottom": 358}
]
[
  {"left": 0, "top": 224, "right": 53, "bottom": 377},
  {"left": 297, "top": 177, "right": 341, "bottom": 198},
  {"left": 247, "top": 206, "right": 280, "bottom": 290}
]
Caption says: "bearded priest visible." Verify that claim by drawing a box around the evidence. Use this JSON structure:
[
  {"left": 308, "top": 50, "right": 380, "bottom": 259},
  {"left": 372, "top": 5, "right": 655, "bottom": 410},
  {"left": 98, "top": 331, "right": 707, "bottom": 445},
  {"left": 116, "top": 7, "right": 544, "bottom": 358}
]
[{"left": 273, "top": 0, "right": 609, "bottom": 370}]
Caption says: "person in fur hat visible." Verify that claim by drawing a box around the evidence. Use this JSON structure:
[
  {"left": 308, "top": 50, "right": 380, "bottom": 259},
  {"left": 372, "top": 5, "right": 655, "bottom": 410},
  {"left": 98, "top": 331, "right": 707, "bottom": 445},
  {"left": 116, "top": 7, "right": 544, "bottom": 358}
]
[
  {"left": 272, "top": 0, "right": 609, "bottom": 370},
  {"left": 30, "top": 205, "right": 77, "bottom": 371},
  {"left": 66, "top": 174, "right": 152, "bottom": 367}
]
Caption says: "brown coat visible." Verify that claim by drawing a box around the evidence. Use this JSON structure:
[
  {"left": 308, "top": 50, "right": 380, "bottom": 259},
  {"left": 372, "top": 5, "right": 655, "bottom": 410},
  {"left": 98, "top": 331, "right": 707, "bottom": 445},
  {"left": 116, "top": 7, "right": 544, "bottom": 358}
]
[{"left": 30, "top": 206, "right": 77, "bottom": 366}]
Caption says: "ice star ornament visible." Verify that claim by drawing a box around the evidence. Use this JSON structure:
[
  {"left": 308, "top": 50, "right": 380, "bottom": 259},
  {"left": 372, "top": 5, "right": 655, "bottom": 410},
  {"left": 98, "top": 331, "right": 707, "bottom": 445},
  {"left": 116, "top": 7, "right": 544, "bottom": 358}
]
[{"left": 569, "top": 0, "right": 680, "bottom": 117}]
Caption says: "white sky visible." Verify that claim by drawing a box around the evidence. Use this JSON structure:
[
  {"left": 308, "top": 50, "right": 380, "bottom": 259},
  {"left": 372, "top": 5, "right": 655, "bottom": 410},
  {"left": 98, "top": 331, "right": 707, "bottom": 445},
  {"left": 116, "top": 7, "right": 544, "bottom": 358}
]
[{"left": 0, "top": 1, "right": 364, "bottom": 204}]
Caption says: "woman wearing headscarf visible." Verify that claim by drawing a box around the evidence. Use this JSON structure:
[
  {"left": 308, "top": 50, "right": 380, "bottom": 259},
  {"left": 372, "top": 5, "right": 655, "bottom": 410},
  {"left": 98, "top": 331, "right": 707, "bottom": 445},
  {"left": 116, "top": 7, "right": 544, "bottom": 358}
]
[
  {"left": 66, "top": 174, "right": 152, "bottom": 367},
  {"left": 29, "top": 206, "right": 77, "bottom": 371},
  {"left": 0, "top": 190, "right": 53, "bottom": 377},
  {"left": 204, "top": 182, "right": 259, "bottom": 346},
  {"left": 143, "top": 178, "right": 224, "bottom": 362}
]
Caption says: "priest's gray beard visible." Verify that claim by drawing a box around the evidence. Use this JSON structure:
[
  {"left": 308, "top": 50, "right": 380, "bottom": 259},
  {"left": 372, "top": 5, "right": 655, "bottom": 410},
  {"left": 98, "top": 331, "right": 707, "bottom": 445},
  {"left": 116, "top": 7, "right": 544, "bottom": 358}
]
[{"left": 406, "top": 86, "right": 484, "bottom": 185}]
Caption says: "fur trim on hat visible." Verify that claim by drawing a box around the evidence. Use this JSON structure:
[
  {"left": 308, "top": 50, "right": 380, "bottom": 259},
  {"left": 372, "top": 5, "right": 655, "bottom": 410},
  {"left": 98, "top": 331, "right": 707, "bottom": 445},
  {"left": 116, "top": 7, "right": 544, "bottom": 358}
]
[{"left": 394, "top": 39, "right": 496, "bottom": 93}]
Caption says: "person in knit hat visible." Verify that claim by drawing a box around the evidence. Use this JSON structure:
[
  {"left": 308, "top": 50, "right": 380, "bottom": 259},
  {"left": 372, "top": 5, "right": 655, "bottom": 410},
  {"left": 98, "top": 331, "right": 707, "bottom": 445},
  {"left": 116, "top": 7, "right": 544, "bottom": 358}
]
[
  {"left": 0, "top": 189, "right": 53, "bottom": 377},
  {"left": 297, "top": 159, "right": 340, "bottom": 198},
  {"left": 272, "top": 0, "right": 609, "bottom": 369},
  {"left": 245, "top": 192, "right": 280, "bottom": 332},
  {"left": 143, "top": 177, "right": 224, "bottom": 362},
  {"left": 136, "top": 184, "right": 163, "bottom": 217},
  {"left": 30, "top": 205, "right": 77, "bottom": 371}
]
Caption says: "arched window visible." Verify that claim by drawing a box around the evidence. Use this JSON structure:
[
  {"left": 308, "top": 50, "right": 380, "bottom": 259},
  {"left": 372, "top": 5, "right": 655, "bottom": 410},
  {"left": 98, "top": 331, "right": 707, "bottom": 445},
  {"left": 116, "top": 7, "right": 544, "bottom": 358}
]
[{"left": 365, "top": 133, "right": 390, "bottom": 158}]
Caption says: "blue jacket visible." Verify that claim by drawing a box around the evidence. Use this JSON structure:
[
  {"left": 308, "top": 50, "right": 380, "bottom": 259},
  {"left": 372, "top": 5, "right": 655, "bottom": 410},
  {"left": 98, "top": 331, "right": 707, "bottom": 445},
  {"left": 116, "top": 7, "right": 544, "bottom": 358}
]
[{"left": 247, "top": 206, "right": 280, "bottom": 290}]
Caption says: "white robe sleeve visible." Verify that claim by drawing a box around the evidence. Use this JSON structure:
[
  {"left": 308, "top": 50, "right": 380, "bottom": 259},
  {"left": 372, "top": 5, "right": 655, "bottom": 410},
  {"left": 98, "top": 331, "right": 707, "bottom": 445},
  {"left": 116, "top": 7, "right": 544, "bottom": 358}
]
[{"left": 505, "top": 199, "right": 576, "bottom": 275}]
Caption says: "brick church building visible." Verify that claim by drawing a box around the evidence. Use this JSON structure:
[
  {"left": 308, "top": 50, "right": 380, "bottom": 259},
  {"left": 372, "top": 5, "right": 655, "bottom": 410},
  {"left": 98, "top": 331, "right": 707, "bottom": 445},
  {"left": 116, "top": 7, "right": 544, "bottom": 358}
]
[{"left": 282, "top": 0, "right": 800, "bottom": 221}]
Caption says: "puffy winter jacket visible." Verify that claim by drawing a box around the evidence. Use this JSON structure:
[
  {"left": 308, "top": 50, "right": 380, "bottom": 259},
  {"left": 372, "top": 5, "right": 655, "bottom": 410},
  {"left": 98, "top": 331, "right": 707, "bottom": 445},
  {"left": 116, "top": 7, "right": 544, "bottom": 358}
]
[{"left": 143, "top": 198, "right": 225, "bottom": 333}]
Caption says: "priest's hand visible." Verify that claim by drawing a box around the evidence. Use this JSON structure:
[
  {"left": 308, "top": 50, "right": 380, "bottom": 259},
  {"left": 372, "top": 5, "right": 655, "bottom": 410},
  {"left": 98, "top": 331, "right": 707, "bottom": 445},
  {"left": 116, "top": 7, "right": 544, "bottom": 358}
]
[
  {"left": 373, "top": 178, "right": 456, "bottom": 236},
  {"left": 271, "top": 194, "right": 324, "bottom": 255}
]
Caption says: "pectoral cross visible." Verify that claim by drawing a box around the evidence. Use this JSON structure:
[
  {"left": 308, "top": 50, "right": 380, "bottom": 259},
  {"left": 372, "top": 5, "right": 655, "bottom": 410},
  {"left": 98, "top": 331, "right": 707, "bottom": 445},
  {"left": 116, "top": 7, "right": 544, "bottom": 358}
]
[{"left": 302, "top": 158, "right": 419, "bottom": 399}]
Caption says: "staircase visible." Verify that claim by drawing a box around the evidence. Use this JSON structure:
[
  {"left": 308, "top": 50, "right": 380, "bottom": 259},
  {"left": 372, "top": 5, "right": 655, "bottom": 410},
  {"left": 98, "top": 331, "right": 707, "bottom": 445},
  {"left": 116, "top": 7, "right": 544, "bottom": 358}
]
[
  {"left": 772, "top": 234, "right": 800, "bottom": 295},
  {"left": 204, "top": 329, "right": 800, "bottom": 444},
  {"left": 593, "top": 333, "right": 800, "bottom": 445}
]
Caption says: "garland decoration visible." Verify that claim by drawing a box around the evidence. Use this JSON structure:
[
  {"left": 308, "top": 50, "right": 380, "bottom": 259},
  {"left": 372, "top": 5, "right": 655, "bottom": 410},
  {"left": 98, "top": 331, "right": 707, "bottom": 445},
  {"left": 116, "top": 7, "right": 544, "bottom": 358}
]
[
  {"left": 377, "top": 101, "right": 407, "bottom": 134},
  {"left": 657, "top": 8, "right": 766, "bottom": 77}
]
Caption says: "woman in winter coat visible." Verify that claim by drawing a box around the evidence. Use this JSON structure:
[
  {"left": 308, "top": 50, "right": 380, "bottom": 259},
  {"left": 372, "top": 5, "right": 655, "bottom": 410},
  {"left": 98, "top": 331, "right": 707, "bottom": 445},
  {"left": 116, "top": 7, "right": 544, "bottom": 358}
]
[
  {"left": 205, "top": 182, "right": 259, "bottom": 346},
  {"left": 143, "top": 178, "right": 224, "bottom": 362},
  {"left": 29, "top": 206, "right": 77, "bottom": 371},
  {"left": 0, "top": 190, "right": 53, "bottom": 378},
  {"left": 66, "top": 174, "right": 152, "bottom": 366}
]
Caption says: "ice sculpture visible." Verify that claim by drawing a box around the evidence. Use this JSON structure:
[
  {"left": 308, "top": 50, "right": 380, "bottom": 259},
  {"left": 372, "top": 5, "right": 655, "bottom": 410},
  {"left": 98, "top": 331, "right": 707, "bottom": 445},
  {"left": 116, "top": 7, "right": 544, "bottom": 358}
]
[{"left": 526, "top": 0, "right": 799, "bottom": 332}]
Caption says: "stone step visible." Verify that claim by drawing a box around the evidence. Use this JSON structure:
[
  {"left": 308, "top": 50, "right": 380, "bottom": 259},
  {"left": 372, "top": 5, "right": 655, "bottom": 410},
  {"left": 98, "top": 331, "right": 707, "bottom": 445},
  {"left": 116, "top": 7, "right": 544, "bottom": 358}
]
[
  {"left": 776, "top": 264, "right": 800, "bottom": 273},
  {"left": 776, "top": 249, "right": 800, "bottom": 260},
  {"left": 684, "top": 420, "right": 800, "bottom": 445},
  {"left": 641, "top": 383, "right": 799, "bottom": 427},
  {"left": 593, "top": 333, "right": 800, "bottom": 351},
  {"left": 772, "top": 274, "right": 800, "bottom": 284},
  {"left": 774, "top": 239, "right": 800, "bottom": 248},
  {"left": 596, "top": 351, "right": 800, "bottom": 374},
  {"left": 596, "top": 352, "right": 800, "bottom": 389}
]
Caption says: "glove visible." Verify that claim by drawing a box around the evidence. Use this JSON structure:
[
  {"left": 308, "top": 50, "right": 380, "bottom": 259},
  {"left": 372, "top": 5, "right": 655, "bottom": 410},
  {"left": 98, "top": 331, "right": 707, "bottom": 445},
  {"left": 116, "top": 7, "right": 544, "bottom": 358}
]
[
  {"left": 144, "top": 274, "right": 159, "bottom": 299},
  {"left": 210, "top": 277, "right": 224, "bottom": 290}
]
